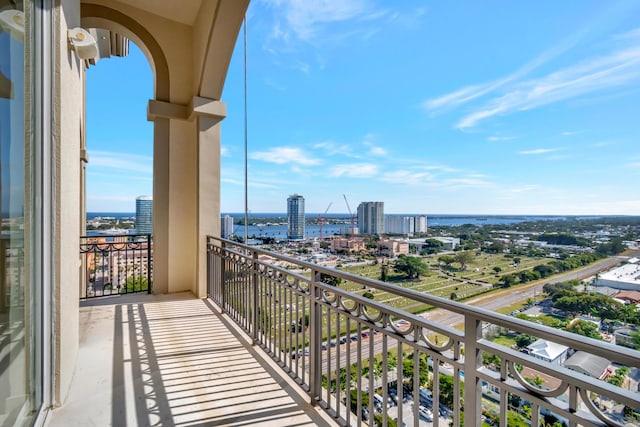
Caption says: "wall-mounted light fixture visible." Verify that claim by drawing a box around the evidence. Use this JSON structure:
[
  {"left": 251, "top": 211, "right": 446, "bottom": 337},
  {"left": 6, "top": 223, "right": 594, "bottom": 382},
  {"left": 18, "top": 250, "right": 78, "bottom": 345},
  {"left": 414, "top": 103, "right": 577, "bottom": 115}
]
[
  {"left": 68, "top": 27, "right": 99, "bottom": 61},
  {"left": 0, "top": 9, "right": 25, "bottom": 42}
]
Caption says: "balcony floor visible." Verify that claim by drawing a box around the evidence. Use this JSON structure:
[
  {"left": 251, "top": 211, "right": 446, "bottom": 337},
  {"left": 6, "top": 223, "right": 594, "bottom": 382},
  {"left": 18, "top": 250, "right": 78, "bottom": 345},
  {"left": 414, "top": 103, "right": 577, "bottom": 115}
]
[{"left": 46, "top": 292, "right": 336, "bottom": 427}]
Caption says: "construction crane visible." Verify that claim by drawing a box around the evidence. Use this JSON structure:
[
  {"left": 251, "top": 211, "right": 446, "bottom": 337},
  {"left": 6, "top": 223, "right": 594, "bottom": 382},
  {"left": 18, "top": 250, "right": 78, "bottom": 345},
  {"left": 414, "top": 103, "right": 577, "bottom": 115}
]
[
  {"left": 343, "top": 194, "right": 355, "bottom": 239},
  {"left": 318, "top": 202, "right": 333, "bottom": 240}
]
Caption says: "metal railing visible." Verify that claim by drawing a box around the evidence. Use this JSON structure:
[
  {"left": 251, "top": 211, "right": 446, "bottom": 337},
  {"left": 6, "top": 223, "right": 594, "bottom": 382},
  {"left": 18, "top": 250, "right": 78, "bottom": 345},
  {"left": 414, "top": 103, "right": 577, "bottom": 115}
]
[
  {"left": 80, "top": 234, "right": 152, "bottom": 299},
  {"left": 206, "top": 236, "right": 640, "bottom": 427}
]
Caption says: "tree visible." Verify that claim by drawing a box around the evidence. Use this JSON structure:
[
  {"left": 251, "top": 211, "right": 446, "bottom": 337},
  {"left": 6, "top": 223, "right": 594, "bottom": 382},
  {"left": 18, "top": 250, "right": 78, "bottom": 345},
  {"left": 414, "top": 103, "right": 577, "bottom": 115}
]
[
  {"left": 566, "top": 319, "right": 602, "bottom": 340},
  {"left": 438, "top": 255, "right": 456, "bottom": 269},
  {"left": 533, "top": 264, "right": 555, "bottom": 278},
  {"left": 525, "top": 375, "right": 544, "bottom": 387},
  {"left": 500, "top": 274, "right": 518, "bottom": 288},
  {"left": 380, "top": 263, "right": 389, "bottom": 281},
  {"left": 298, "top": 314, "right": 310, "bottom": 329},
  {"left": 424, "top": 238, "right": 445, "bottom": 254},
  {"left": 393, "top": 255, "right": 429, "bottom": 280},
  {"left": 363, "top": 291, "right": 375, "bottom": 299},
  {"left": 454, "top": 251, "right": 475, "bottom": 270},
  {"left": 515, "top": 334, "right": 535, "bottom": 349},
  {"left": 439, "top": 374, "right": 459, "bottom": 408},
  {"left": 492, "top": 266, "right": 502, "bottom": 274},
  {"left": 485, "top": 241, "right": 505, "bottom": 253},
  {"left": 450, "top": 292, "right": 457, "bottom": 301},
  {"left": 320, "top": 273, "right": 342, "bottom": 287},
  {"left": 124, "top": 276, "right": 150, "bottom": 292}
]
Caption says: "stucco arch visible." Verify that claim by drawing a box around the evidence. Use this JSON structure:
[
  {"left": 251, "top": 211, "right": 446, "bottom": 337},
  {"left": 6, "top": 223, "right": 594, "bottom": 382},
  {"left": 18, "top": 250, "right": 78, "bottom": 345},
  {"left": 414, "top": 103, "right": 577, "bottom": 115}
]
[
  {"left": 81, "top": 3, "right": 169, "bottom": 101},
  {"left": 80, "top": 3, "right": 174, "bottom": 294}
]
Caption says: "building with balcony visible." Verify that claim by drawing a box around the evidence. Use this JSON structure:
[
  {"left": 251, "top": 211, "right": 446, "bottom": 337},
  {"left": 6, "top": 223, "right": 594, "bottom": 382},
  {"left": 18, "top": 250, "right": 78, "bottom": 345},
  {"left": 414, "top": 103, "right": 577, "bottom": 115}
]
[
  {"left": 287, "top": 194, "right": 305, "bottom": 240},
  {"left": 330, "top": 236, "right": 366, "bottom": 254},
  {"left": 221, "top": 214, "right": 235, "bottom": 239},
  {"left": 357, "top": 201, "right": 384, "bottom": 235},
  {"left": 135, "top": 195, "right": 153, "bottom": 235},
  {"left": 377, "top": 239, "right": 409, "bottom": 257}
]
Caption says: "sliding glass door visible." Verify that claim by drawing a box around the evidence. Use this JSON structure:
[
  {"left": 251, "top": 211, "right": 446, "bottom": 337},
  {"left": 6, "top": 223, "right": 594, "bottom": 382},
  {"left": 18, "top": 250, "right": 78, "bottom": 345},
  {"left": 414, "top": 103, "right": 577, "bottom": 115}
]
[{"left": 0, "top": 0, "right": 45, "bottom": 425}]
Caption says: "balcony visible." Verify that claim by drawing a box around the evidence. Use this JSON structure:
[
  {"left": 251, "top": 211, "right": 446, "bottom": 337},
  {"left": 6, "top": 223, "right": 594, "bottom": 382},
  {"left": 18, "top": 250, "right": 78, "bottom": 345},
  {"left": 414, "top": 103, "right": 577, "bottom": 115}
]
[
  {"left": 47, "top": 238, "right": 640, "bottom": 427},
  {"left": 46, "top": 292, "right": 336, "bottom": 426}
]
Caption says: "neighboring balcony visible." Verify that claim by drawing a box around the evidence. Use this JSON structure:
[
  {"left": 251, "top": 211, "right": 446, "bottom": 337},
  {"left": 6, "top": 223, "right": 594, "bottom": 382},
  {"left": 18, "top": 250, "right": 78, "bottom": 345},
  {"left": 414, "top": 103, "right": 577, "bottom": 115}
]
[{"left": 48, "top": 237, "right": 640, "bottom": 426}]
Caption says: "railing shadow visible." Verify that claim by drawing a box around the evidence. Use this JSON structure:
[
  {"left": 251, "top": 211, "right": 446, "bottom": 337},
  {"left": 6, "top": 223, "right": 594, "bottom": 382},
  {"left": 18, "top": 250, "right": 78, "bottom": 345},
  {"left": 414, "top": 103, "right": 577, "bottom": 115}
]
[{"left": 109, "top": 296, "right": 333, "bottom": 427}]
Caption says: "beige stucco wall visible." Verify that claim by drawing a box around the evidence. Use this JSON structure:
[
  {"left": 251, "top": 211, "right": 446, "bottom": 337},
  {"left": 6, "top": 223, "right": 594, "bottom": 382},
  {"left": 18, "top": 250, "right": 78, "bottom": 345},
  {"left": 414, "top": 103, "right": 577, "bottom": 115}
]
[{"left": 55, "top": 0, "right": 83, "bottom": 404}]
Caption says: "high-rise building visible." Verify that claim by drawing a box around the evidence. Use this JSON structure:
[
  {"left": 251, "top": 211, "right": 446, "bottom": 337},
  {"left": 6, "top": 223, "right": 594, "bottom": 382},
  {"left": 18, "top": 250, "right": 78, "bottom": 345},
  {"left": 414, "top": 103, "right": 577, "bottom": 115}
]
[
  {"left": 287, "top": 194, "right": 305, "bottom": 240},
  {"left": 221, "top": 215, "right": 234, "bottom": 238},
  {"left": 384, "top": 215, "right": 414, "bottom": 235},
  {"left": 135, "top": 196, "right": 153, "bottom": 235},
  {"left": 357, "top": 201, "right": 384, "bottom": 235},
  {"left": 414, "top": 215, "right": 428, "bottom": 234}
]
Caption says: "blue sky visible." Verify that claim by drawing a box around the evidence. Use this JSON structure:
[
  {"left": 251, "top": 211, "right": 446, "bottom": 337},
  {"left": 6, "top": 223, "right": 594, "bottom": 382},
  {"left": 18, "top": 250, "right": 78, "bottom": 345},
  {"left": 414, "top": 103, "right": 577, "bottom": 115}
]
[{"left": 86, "top": 1, "right": 640, "bottom": 215}]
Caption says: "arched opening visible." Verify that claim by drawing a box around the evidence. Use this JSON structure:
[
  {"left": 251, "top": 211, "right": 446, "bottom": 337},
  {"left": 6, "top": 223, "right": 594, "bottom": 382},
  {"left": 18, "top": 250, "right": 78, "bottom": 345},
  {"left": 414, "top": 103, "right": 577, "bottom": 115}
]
[
  {"left": 80, "top": 4, "right": 173, "bottom": 295},
  {"left": 83, "top": 40, "right": 154, "bottom": 297}
]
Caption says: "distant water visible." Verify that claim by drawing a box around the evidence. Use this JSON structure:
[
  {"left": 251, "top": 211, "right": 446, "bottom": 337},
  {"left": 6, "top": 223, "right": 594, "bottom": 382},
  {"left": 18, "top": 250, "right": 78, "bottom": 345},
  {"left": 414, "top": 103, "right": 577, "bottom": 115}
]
[{"left": 87, "top": 212, "right": 594, "bottom": 238}]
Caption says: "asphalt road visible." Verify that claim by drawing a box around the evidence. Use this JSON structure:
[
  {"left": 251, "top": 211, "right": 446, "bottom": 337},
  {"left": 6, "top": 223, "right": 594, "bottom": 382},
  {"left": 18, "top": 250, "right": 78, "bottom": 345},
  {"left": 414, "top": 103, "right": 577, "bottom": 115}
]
[{"left": 422, "top": 251, "right": 638, "bottom": 328}]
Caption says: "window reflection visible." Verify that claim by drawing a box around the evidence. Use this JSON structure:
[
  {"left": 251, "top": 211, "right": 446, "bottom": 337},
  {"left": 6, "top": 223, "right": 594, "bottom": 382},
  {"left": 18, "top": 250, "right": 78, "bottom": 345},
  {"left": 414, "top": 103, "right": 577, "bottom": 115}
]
[{"left": 0, "top": 0, "right": 37, "bottom": 424}]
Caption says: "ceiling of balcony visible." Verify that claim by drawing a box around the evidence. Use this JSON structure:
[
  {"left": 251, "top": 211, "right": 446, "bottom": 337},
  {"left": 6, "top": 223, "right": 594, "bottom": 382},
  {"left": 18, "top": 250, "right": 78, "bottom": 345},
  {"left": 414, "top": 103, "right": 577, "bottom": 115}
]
[{"left": 124, "top": 0, "right": 203, "bottom": 26}]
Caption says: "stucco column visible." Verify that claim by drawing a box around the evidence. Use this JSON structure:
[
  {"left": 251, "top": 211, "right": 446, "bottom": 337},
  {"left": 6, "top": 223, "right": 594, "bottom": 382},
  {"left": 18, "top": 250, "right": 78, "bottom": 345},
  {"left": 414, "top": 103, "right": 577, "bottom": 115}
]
[
  {"left": 192, "top": 98, "right": 226, "bottom": 297},
  {"left": 148, "top": 98, "right": 224, "bottom": 296},
  {"left": 151, "top": 117, "right": 170, "bottom": 294}
]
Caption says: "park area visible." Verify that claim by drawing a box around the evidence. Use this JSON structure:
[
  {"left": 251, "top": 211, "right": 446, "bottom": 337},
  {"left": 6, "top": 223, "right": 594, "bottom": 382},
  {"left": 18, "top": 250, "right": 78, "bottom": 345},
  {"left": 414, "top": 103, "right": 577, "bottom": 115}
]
[{"left": 335, "top": 252, "right": 556, "bottom": 315}]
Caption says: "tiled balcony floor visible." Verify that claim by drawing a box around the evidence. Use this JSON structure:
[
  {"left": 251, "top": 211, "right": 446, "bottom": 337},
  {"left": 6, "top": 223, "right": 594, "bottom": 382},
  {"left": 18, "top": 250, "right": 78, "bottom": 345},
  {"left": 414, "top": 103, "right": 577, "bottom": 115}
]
[{"left": 46, "top": 292, "right": 336, "bottom": 427}]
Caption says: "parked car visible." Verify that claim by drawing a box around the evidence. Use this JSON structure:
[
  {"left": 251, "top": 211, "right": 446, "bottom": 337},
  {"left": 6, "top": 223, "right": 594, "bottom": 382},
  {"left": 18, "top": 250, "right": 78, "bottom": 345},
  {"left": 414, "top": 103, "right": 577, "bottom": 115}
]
[{"left": 418, "top": 405, "right": 433, "bottom": 421}]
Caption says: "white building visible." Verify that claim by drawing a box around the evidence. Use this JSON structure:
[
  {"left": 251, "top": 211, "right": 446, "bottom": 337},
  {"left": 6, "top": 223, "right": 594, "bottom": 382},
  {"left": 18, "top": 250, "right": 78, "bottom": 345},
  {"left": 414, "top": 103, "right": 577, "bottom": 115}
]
[
  {"left": 384, "top": 215, "right": 428, "bottom": 236},
  {"left": 526, "top": 339, "right": 569, "bottom": 365},
  {"left": 596, "top": 261, "right": 640, "bottom": 291},
  {"left": 414, "top": 215, "right": 428, "bottom": 233},
  {"left": 220, "top": 215, "right": 234, "bottom": 239},
  {"left": 384, "top": 215, "right": 414, "bottom": 235}
]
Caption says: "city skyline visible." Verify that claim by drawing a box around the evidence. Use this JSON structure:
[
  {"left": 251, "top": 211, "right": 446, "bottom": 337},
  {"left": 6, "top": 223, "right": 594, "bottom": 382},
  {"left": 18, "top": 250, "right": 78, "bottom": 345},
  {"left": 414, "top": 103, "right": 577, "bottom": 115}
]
[{"left": 86, "top": 1, "right": 640, "bottom": 215}]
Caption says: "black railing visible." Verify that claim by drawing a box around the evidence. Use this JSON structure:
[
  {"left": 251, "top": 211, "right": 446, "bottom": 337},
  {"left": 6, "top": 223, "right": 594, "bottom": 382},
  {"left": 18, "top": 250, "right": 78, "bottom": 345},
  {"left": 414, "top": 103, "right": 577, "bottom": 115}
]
[
  {"left": 207, "top": 236, "right": 640, "bottom": 427},
  {"left": 80, "top": 234, "right": 152, "bottom": 299}
]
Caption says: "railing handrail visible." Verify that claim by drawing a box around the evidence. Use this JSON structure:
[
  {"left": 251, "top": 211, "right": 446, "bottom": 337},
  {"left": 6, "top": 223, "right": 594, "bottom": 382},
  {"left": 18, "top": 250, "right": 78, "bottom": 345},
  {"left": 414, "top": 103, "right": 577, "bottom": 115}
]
[
  {"left": 80, "top": 233, "right": 152, "bottom": 239},
  {"left": 209, "top": 236, "right": 640, "bottom": 368}
]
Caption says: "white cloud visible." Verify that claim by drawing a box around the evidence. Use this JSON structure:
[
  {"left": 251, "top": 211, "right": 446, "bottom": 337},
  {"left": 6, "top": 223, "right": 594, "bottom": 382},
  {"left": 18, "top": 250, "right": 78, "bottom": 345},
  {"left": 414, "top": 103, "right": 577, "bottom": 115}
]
[
  {"left": 250, "top": 146, "right": 320, "bottom": 165},
  {"left": 518, "top": 148, "right": 559, "bottom": 155},
  {"left": 626, "top": 160, "right": 640, "bottom": 168},
  {"left": 381, "top": 170, "right": 434, "bottom": 186},
  {"left": 88, "top": 150, "right": 152, "bottom": 174},
  {"left": 560, "top": 131, "right": 578, "bottom": 136},
  {"left": 329, "top": 163, "right": 378, "bottom": 178},
  {"left": 313, "top": 141, "right": 357, "bottom": 157},
  {"left": 457, "top": 42, "right": 640, "bottom": 128},
  {"left": 423, "top": 33, "right": 581, "bottom": 114},
  {"left": 221, "top": 145, "right": 230, "bottom": 157},
  {"left": 264, "top": 0, "right": 378, "bottom": 42},
  {"left": 369, "top": 146, "right": 387, "bottom": 156},
  {"left": 487, "top": 136, "right": 515, "bottom": 142}
]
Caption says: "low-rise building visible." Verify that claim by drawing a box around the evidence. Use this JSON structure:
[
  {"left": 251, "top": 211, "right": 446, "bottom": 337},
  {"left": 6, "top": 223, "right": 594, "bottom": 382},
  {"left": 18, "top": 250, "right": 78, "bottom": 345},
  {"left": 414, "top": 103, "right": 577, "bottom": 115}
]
[
  {"left": 526, "top": 339, "right": 569, "bottom": 365},
  {"left": 563, "top": 351, "right": 611, "bottom": 380},
  {"left": 596, "top": 262, "right": 640, "bottom": 291},
  {"left": 614, "top": 327, "right": 639, "bottom": 348},
  {"left": 330, "top": 237, "right": 366, "bottom": 254},
  {"left": 377, "top": 239, "right": 409, "bottom": 257}
]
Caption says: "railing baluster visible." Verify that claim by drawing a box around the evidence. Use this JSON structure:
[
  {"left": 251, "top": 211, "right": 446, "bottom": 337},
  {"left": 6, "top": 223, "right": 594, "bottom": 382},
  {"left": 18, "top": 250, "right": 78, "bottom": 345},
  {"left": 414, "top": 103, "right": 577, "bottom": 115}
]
[
  {"left": 309, "top": 269, "right": 322, "bottom": 405},
  {"left": 464, "top": 314, "right": 482, "bottom": 427},
  {"left": 205, "top": 236, "right": 640, "bottom": 427}
]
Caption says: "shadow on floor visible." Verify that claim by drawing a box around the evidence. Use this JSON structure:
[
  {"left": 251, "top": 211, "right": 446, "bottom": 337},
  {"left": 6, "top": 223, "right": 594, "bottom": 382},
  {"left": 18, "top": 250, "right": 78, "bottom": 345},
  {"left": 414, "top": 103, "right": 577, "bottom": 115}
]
[{"left": 48, "top": 293, "right": 335, "bottom": 427}]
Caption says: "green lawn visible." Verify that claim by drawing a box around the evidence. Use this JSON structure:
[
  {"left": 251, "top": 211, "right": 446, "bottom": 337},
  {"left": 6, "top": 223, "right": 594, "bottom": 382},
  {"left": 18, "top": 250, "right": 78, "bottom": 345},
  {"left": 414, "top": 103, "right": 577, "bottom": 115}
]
[{"left": 333, "top": 253, "right": 554, "bottom": 315}]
